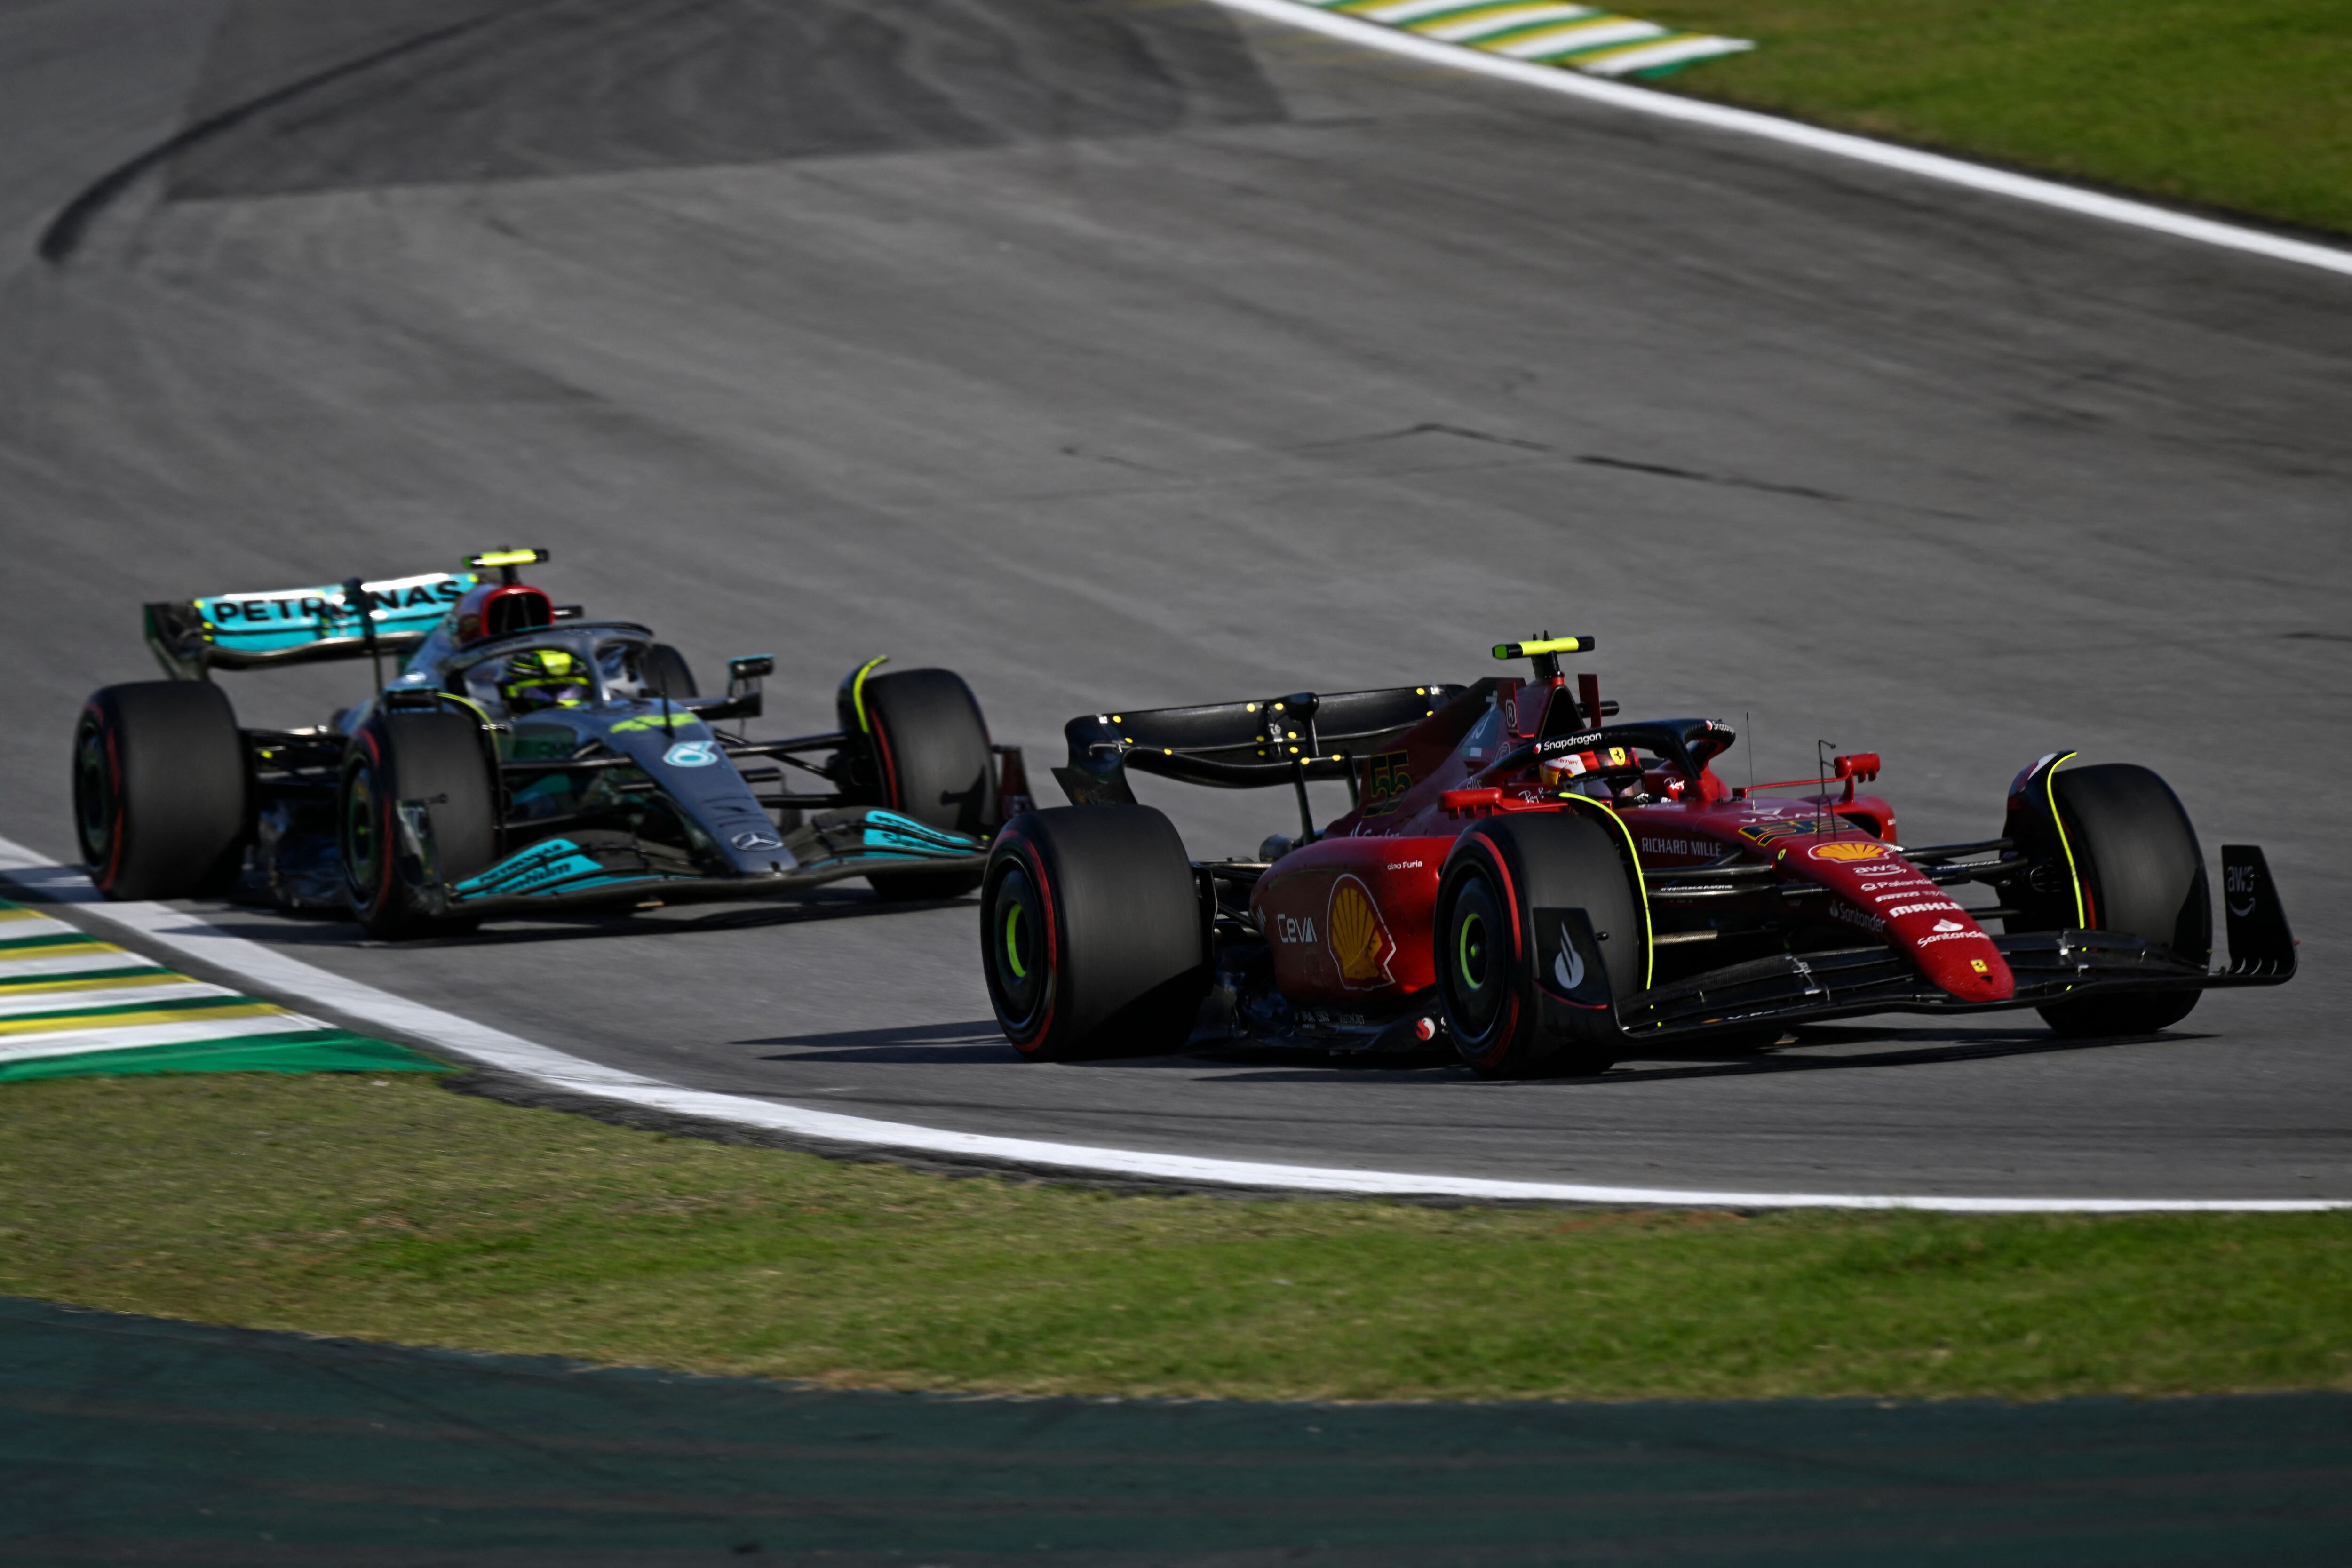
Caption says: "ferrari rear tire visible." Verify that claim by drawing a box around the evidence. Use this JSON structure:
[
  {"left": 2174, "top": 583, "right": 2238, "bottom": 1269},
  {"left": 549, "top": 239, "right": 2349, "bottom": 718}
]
[
  {"left": 72, "top": 681, "right": 247, "bottom": 900},
  {"left": 1436, "top": 814, "right": 1641, "bottom": 1079},
  {"left": 981, "top": 805, "right": 1209, "bottom": 1060},
  {"left": 640, "top": 644, "right": 698, "bottom": 700},
  {"left": 2033, "top": 764, "right": 2208, "bottom": 1037},
  {"left": 865, "top": 667, "right": 997, "bottom": 900},
  {"left": 340, "top": 709, "right": 497, "bottom": 940}
]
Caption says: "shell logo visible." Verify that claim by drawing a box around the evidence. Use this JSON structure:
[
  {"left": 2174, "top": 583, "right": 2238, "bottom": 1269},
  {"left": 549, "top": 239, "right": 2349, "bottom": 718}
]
[
  {"left": 1327, "top": 875, "right": 1396, "bottom": 990},
  {"left": 1809, "top": 841, "right": 1889, "bottom": 863}
]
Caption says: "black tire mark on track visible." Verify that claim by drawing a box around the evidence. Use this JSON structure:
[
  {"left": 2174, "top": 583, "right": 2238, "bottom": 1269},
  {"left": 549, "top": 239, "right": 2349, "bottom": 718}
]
[{"left": 39, "top": 10, "right": 504, "bottom": 264}]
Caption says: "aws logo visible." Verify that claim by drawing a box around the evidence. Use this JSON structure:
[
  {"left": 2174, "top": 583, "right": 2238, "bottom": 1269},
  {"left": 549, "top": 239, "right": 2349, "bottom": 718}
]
[{"left": 1327, "top": 876, "right": 1395, "bottom": 990}]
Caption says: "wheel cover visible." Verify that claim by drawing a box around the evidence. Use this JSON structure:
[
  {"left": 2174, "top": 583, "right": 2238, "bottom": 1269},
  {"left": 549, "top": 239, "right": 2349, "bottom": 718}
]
[
  {"left": 72, "top": 719, "right": 115, "bottom": 868},
  {"left": 341, "top": 761, "right": 386, "bottom": 907},
  {"left": 1446, "top": 872, "right": 1508, "bottom": 1043},
  {"left": 989, "top": 863, "right": 1048, "bottom": 1032}
]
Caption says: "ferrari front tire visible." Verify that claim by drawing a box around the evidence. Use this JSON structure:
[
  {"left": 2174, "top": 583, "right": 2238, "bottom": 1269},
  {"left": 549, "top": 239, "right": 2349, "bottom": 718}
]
[
  {"left": 980, "top": 805, "right": 1208, "bottom": 1060},
  {"left": 340, "top": 709, "right": 497, "bottom": 940},
  {"left": 2033, "top": 764, "right": 2208, "bottom": 1037},
  {"left": 72, "top": 681, "right": 247, "bottom": 900}
]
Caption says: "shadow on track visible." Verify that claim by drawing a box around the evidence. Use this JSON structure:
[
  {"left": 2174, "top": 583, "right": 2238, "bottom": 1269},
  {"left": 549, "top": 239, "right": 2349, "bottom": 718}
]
[
  {"left": 1188, "top": 1029, "right": 2194, "bottom": 1087},
  {"left": 185, "top": 889, "right": 978, "bottom": 951},
  {"left": 744, "top": 1017, "right": 2189, "bottom": 1084},
  {"left": 749, "top": 1019, "right": 1009, "bottom": 1062}
]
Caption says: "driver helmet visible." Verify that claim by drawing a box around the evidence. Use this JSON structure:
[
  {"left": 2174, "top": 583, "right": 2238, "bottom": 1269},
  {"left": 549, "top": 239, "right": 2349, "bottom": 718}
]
[{"left": 500, "top": 648, "right": 590, "bottom": 714}]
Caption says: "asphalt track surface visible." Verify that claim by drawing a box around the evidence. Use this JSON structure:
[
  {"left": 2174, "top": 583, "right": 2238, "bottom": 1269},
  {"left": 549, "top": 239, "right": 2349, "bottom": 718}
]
[
  {"left": 9, "top": 1296, "right": 2351, "bottom": 1566},
  {"left": 2, "top": 0, "right": 2348, "bottom": 1201}
]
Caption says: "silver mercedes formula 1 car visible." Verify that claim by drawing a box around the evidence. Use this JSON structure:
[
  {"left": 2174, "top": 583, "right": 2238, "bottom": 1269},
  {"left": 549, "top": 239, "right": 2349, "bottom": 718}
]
[{"left": 75, "top": 549, "right": 1028, "bottom": 937}]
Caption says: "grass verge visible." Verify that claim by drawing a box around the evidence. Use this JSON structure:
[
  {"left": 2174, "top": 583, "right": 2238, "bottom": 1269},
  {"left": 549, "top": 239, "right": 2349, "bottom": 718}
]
[
  {"left": 3, "top": 1073, "right": 2348, "bottom": 1401},
  {"left": 1654, "top": 0, "right": 2352, "bottom": 238}
]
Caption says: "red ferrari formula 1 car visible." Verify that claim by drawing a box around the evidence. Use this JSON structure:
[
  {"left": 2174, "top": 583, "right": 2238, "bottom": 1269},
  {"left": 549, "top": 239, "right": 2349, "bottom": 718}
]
[{"left": 978, "top": 636, "right": 2296, "bottom": 1075}]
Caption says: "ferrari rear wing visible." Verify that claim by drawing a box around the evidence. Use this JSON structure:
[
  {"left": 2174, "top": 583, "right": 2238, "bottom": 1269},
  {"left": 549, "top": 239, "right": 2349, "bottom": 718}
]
[
  {"left": 145, "top": 570, "right": 477, "bottom": 677},
  {"left": 1054, "top": 682, "right": 1471, "bottom": 805}
]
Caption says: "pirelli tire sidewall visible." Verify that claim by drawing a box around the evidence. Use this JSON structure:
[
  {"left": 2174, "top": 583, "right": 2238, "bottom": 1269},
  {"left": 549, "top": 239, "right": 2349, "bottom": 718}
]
[
  {"left": 338, "top": 708, "right": 498, "bottom": 939},
  {"left": 1436, "top": 813, "right": 1638, "bottom": 1078},
  {"left": 2033, "top": 762, "right": 2210, "bottom": 1037},
  {"left": 73, "top": 680, "right": 248, "bottom": 901},
  {"left": 860, "top": 668, "right": 999, "bottom": 837},
  {"left": 980, "top": 806, "right": 1208, "bottom": 1061}
]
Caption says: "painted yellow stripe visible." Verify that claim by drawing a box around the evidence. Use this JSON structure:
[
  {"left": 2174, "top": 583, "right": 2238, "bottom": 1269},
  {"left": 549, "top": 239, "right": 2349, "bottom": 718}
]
[
  {"left": 1559, "top": 30, "right": 1700, "bottom": 67},
  {"left": 0, "top": 939, "right": 115, "bottom": 962},
  {"left": 0, "top": 1001, "right": 286, "bottom": 1037},
  {"left": 0, "top": 906, "right": 50, "bottom": 923},
  {"left": 1498, "top": 17, "right": 1661, "bottom": 56},
  {"left": 1406, "top": 1, "right": 1579, "bottom": 38},
  {"left": 1574, "top": 34, "right": 1752, "bottom": 75},
  {"left": 0, "top": 971, "right": 190, "bottom": 1000},
  {"left": 0, "top": 982, "right": 232, "bottom": 1020}
]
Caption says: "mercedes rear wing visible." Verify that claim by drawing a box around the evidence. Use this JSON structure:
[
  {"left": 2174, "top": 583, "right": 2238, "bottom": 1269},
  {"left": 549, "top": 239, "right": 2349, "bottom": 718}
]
[{"left": 144, "top": 570, "right": 479, "bottom": 677}]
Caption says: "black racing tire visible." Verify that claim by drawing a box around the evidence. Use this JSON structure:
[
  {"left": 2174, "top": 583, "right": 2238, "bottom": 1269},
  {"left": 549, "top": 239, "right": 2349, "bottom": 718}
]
[
  {"left": 2034, "top": 764, "right": 2209, "bottom": 1037},
  {"left": 981, "top": 805, "right": 1209, "bottom": 1060},
  {"left": 339, "top": 708, "right": 498, "bottom": 940},
  {"left": 640, "top": 644, "right": 698, "bottom": 700},
  {"left": 1435, "top": 813, "right": 1642, "bottom": 1079},
  {"left": 72, "top": 681, "right": 248, "bottom": 900},
  {"left": 865, "top": 667, "right": 997, "bottom": 901}
]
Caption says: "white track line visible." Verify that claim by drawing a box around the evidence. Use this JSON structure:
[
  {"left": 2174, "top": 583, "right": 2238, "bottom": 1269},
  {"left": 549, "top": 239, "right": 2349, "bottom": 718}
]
[
  {"left": 1207, "top": 0, "right": 2352, "bottom": 280},
  {"left": 0, "top": 837, "right": 2336, "bottom": 1211}
]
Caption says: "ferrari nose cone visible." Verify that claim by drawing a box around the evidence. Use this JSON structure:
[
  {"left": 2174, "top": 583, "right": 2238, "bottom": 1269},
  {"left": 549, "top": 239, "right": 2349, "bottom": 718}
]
[
  {"left": 1790, "top": 840, "right": 2017, "bottom": 1003},
  {"left": 1915, "top": 936, "right": 2016, "bottom": 1003}
]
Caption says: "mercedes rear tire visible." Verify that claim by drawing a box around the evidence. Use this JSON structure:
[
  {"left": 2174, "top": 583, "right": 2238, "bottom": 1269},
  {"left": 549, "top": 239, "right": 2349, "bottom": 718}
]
[{"left": 73, "top": 681, "right": 248, "bottom": 900}]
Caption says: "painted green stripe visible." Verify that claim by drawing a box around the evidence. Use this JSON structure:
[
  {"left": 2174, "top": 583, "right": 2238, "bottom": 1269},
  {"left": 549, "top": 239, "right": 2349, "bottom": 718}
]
[
  {"left": 1522, "top": 31, "right": 1671, "bottom": 61},
  {"left": 0, "top": 994, "right": 271, "bottom": 1027},
  {"left": 0, "top": 965, "right": 166, "bottom": 990},
  {"left": 1538, "top": 28, "right": 1698, "bottom": 61},
  {"left": 1463, "top": 13, "right": 1627, "bottom": 48},
  {"left": 0, "top": 1031, "right": 446, "bottom": 1083},
  {"left": 1398, "top": 2, "right": 1569, "bottom": 32},
  {"left": 1340, "top": 1, "right": 1518, "bottom": 27},
  {"left": 0, "top": 933, "right": 112, "bottom": 955}
]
